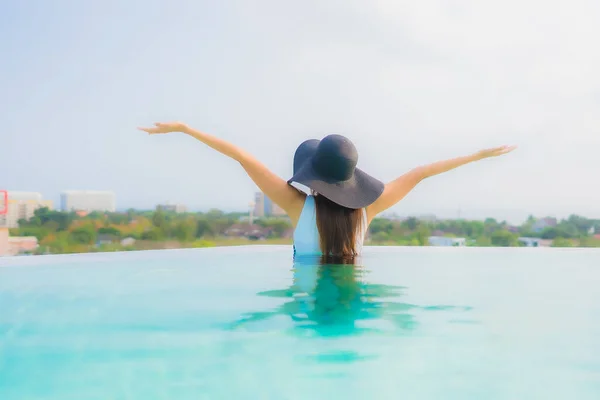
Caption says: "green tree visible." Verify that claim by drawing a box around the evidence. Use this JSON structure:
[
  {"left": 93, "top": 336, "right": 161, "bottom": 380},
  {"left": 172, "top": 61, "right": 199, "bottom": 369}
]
[
  {"left": 541, "top": 224, "right": 578, "bottom": 239},
  {"left": 402, "top": 217, "right": 419, "bottom": 231},
  {"left": 372, "top": 231, "right": 390, "bottom": 242},
  {"left": 98, "top": 227, "right": 121, "bottom": 236},
  {"left": 414, "top": 224, "right": 431, "bottom": 246},
  {"left": 152, "top": 210, "right": 167, "bottom": 228},
  {"left": 474, "top": 236, "right": 492, "bottom": 246},
  {"left": 566, "top": 215, "right": 593, "bottom": 235},
  {"left": 172, "top": 220, "right": 196, "bottom": 242},
  {"left": 45, "top": 232, "right": 71, "bottom": 253},
  {"left": 141, "top": 228, "right": 163, "bottom": 240},
  {"left": 484, "top": 218, "right": 501, "bottom": 235},
  {"left": 195, "top": 219, "right": 214, "bottom": 238},
  {"left": 206, "top": 209, "right": 224, "bottom": 219},
  {"left": 11, "top": 226, "right": 50, "bottom": 241},
  {"left": 490, "top": 230, "right": 518, "bottom": 247},
  {"left": 465, "top": 221, "right": 483, "bottom": 238},
  {"left": 257, "top": 218, "right": 292, "bottom": 237},
  {"left": 126, "top": 208, "right": 137, "bottom": 221},
  {"left": 70, "top": 226, "right": 97, "bottom": 245},
  {"left": 369, "top": 218, "right": 393, "bottom": 235},
  {"left": 87, "top": 211, "right": 105, "bottom": 220},
  {"left": 43, "top": 220, "right": 60, "bottom": 232},
  {"left": 540, "top": 228, "right": 558, "bottom": 239},
  {"left": 150, "top": 210, "right": 171, "bottom": 238},
  {"left": 210, "top": 218, "right": 237, "bottom": 235},
  {"left": 106, "top": 212, "right": 130, "bottom": 225},
  {"left": 557, "top": 221, "right": 579, "bottom": 238},
  {"left": 20, "top": 216, "right": 38, "bottom": 226},
  {"left": 24, "top": 207, "right": 74, "bottom": 231}
]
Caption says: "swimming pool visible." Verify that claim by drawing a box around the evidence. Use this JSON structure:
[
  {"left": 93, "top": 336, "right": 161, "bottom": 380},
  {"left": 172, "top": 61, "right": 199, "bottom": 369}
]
[{"left": 1, "top": 246, "right": 599, "bottom": 399}]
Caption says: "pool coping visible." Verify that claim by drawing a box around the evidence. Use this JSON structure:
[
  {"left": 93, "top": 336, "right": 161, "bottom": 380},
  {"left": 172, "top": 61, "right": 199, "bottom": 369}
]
[{"left": 1, "top": 244, "right": 599, "bottom": 268}]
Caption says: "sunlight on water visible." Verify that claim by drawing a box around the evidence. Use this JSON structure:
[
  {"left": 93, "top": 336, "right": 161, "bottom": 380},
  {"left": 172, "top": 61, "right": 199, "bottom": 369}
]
[{"left": 1, "top": 246, "right": 600, "bottom": 399}]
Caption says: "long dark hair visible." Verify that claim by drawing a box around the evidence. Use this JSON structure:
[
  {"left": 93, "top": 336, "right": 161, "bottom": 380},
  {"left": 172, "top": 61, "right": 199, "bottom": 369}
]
[{"left": 313, "top": 192, "right": 364, "bottom": 263}]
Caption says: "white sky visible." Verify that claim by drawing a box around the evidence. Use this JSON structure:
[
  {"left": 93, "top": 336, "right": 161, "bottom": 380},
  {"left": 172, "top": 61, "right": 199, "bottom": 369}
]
[{"left": 2, "top": 0, "right": 599, "bottom": 223}]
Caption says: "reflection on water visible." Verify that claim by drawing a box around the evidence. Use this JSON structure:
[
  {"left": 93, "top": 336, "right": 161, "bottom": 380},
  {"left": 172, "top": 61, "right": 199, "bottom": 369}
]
[{"left": 228, "top": 255, "right": 472, "bottom": 337}]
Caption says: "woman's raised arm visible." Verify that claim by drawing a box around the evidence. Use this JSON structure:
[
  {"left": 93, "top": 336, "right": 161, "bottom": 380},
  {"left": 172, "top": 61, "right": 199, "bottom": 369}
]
[
  {"left": 138, "top": 122, "right": 306, "bottom": 225},
  {"left": 366, "top": 145, "right": 517, "bottom": 220}
]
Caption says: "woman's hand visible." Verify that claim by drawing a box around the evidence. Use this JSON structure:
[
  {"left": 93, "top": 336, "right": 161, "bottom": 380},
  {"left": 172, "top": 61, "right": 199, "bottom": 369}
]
[
  {"left": 138, "top": 122, "right": 188, "bottom": 135},
  {"left": 476, "top": 145, "right": 517, "bottom": 159}
]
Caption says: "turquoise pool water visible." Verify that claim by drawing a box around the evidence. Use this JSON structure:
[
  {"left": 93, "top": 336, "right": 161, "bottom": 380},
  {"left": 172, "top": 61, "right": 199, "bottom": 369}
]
[{"left": 1, "top": 246, "right": 599, "bottom": 399}]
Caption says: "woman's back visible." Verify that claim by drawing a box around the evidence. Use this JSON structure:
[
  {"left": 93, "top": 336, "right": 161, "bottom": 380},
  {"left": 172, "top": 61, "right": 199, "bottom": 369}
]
[{"left": 293, "top": 195, "right": 368, "bottom": 257}]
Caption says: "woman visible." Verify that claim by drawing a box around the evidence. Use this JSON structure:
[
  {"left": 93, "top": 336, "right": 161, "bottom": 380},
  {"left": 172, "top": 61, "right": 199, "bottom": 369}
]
[{"left": 138, "top": 122, "right": 516, "bottom": 259}]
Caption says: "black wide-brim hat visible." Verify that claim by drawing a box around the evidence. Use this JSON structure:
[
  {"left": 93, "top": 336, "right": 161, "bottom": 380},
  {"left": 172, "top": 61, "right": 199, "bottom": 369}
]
[{"left": 288, "top": 134, "right": 385, "bottom": 209}]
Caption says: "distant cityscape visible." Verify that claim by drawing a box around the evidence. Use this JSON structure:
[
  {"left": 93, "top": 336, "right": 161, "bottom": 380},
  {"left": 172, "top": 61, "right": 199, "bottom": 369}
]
[
  {"left": 0, "top": 190, "right": 285, "bottom": 256},
  {"left": 1, "top": 190, "right": 117, "bottom": 229},
  {"left": 0, "top": 190, "right": 287, "bottom": 228},
  {"left": 1, "top": 189, "right": 599, "bottom": 257},
  {"left": 251, "top": 192, "right": 286, "bottom": 220}
]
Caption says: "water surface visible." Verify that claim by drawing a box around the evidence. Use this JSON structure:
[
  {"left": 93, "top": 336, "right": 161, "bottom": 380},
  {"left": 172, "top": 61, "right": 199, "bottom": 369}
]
[{"left": 1, "top": 246, "right": 599, "bottom": 399}]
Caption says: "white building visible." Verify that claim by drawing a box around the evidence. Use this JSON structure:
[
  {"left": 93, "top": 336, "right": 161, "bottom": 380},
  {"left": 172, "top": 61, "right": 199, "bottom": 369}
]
[
  {"left": 61, "top": 190, "right": 116, "bottom": 212},
  {"left": 253, "top": 192, "right": 265, "bottom": 217},
  {"left": 3, "top": 191, "right": 53, "bottom": 228},
  {"left": 428, "top": 236, "right": 467, "bottom": 247},
  {"left": 253, "top": 192, "right": 286, "bottom": 217},
  {"left": 157, "top": 203, "right": 188, "bottom": 213},
  {"left": 0, "top": 191, "right": 40, "bottom": 255}
]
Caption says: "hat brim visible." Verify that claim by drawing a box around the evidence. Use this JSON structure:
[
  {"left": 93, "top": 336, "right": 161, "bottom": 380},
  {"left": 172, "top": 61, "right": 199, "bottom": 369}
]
[{"left": 287, "top": 155, "right": 384, "bottom": 209}]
